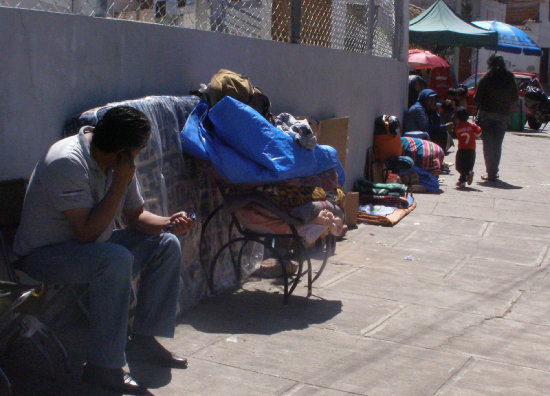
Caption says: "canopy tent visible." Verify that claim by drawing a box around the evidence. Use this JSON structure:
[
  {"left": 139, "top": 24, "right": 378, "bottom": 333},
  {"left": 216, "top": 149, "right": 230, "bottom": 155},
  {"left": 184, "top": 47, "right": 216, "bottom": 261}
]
[
  {"left": 472, "top": 21, "right": 542, "bottom": 56},
  {"left": 409, "top": 0, "right": 498, "bottom": 48}
]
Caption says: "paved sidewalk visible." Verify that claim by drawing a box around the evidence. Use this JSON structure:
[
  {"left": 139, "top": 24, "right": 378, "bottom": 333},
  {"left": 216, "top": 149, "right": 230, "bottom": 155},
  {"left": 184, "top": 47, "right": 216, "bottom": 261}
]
[
  {"left": 6, "top": 124, "right": 550, "bottom": 395},
  {"left": 158, "top": 126, "right": 550, "bottom": 396}
]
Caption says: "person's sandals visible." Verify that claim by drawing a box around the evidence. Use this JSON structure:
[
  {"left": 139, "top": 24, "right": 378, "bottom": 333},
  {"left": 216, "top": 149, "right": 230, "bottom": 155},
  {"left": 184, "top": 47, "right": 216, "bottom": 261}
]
[
  {"left": 481, "top": 174, "right": 499, "bottom": 182},
  {"left": 456, "top": 181, "right": 466, "bottom": 189}
]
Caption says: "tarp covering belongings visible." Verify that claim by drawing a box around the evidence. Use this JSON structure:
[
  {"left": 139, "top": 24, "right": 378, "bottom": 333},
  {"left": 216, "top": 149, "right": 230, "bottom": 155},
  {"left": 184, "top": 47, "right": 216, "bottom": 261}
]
[
  {"left": 180, "top": 97, "right": 345, "bottom": 185},
  {"left": 409, "top": 0, "right": 498, "bottom": 47}
]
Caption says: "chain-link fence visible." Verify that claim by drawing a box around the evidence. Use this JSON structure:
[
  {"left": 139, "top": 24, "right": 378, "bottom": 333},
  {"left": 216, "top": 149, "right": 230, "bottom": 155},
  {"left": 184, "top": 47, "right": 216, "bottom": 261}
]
[{"left": 1, "top": 0, "right": 401, "bottom": 58}]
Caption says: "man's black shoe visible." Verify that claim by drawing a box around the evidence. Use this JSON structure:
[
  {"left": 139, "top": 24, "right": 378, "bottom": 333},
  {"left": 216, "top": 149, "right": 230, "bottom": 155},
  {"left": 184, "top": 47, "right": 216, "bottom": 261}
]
[
  {"left": 82, "top": 363, "right": 149, "bottom": 395},
  {"left": 127, "top": 335, "right": 188, "bottom": 369}
]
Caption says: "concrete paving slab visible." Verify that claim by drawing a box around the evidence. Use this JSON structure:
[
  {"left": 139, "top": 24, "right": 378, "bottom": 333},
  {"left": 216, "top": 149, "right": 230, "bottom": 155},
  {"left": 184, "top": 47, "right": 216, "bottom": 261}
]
[
  {"left": 192, "top": 326, "right": 468, "bottom": 396},
  {"left": 474, "top": 237, "right": 549, "bottom": 266},
  {"left": 312, "top": 288, "right": 405, "bottom": 336},
  {"left": 391, "top": 213, "right": 489, "bottom": 238},
  {"left": 399, "top": 227, "right": 548, "bottom": 266},
  {"left": 328, "top": 267, "right": 516, "bottom": 317},
  {"left": 505, "top": 287, "right": 550, "bottom": 327},
  {"left": 151, "top": 358, "right": 297, "bottom": 396},
  {"left": 357, "top": 246, "right": 466, "bottom": 279},
  {"left": 394, "top": 229, "right": 482, "bottom": 256},
  {"left": 363, "top": 304, "right": 484, "bottom": 350},
  {"left": 430, "top": 203, "right": 503, "bottom": 223},
  {"left": 442, "top": 317, "right": 550, "bottom": 372},
  {"left": 435, "top": 358, "right": 550, "bottom": 396},
  {"left": 280, "top": 383, "right": 356, "bottom": 396},
  {"left": 485, "top": 221, "right": 550, "bottom": 242},
  {"left": 440, "top": 256, "right": 540, "bottom": 293},
  {"left": 428, "top": 189, "right": 495, "bottom": 209}
]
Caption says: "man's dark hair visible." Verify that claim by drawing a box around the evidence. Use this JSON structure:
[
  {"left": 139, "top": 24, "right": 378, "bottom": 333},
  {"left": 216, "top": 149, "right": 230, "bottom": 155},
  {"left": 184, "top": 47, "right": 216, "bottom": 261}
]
[
  {"left": 92, "top": 106, "right": 151, "bottom": 153},
  {"left": 455, "top": 106, "right": 469, "bottom": 122}
]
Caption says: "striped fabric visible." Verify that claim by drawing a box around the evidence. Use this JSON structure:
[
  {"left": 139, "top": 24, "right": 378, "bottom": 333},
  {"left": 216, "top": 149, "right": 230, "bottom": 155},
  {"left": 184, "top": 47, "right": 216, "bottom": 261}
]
[{"left": 401, "top": 137, "right": 444, "bottom": 173}]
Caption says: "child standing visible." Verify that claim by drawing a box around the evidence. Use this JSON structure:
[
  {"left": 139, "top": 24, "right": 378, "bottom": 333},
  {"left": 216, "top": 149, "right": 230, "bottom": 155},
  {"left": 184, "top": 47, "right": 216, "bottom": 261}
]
[{"left": 454, "top": 106, "right": 482, "bottom": 188}]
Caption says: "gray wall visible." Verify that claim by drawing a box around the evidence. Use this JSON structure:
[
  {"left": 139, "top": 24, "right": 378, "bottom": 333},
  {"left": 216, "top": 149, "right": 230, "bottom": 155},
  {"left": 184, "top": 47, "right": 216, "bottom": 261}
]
[{"left": 0, "top": 6, "right": 408, "bottom": 191}]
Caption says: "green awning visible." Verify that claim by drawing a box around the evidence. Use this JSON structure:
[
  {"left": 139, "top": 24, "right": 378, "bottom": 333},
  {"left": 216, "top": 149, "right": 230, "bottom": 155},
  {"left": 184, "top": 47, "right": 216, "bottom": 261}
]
[{"left": 409, "top": 0, "right": 498, "bottom": 47}]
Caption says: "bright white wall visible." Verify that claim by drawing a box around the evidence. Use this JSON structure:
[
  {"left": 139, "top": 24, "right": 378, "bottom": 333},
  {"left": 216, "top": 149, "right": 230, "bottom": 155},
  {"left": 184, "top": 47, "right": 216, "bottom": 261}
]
[
  {"left": 0, "top": 6, "right": 408, "bottom": 191},
  {"left": 475, "top": 49, "right": 541, "bottom": 75}
]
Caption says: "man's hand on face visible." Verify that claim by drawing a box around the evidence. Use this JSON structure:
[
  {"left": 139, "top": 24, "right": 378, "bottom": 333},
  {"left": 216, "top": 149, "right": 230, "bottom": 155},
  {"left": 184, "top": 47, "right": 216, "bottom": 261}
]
[{"left": 112, "top": 150, "right": 136, "bottom": 187}]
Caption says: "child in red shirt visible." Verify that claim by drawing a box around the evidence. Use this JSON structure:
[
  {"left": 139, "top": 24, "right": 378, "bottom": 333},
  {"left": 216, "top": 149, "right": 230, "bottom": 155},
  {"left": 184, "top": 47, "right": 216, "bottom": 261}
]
[{"left": 454, "top": 106, "right": 482, "bottom": 188}]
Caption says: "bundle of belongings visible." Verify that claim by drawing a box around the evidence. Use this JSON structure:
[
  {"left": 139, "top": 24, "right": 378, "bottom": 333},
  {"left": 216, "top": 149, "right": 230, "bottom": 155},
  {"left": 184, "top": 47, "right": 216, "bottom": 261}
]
[
  {"left": 400, "top": 136, "right": 442, "bottom": 193},
  {"left": 181, "top": 69, "right": 347, "bottom": 245},
  {"left": 353, "top": 179, "right": 416, "bottom": 226},
  {"left": 371, "top": 114, "right": 442, "bottom": 193}
]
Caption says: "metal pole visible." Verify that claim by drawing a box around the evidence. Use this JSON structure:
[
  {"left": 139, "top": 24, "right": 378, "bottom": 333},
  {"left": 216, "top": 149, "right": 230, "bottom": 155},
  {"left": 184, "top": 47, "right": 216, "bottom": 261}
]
[
  {"left": 367, "top": 0, "right": 376, "bottom": 55},
  {"left": 290, "top": 0, "right": 301, "bottom": 44},
  {"left": 474, "top": 47, "right": 479, "bottom": 88}
]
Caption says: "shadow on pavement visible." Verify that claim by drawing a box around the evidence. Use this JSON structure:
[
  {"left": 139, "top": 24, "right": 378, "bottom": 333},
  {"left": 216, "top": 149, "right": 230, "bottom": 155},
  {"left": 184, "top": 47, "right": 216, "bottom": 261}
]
[
  {"left": 455, "top": 186, "right": 482, "bottom": 192},
  {"left": 128, "top": 360, "right": 172, "bottom": 389},
  {"left": 179, "top": 289, "right": 342, "bottom": 335},
  {"left": 478, "top": 180, "right": 523, "bottom": 189}
]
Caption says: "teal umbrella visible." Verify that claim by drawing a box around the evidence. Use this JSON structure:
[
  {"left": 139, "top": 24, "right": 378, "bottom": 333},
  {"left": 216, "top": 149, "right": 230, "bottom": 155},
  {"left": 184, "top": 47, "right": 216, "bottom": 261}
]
[{"left": 472, "top": 20, "right": 542, "bottom": 56}]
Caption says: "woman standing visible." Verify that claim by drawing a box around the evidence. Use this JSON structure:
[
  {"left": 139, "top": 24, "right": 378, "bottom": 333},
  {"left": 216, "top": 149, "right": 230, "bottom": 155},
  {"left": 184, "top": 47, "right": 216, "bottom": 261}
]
[{"left": 474, "top": 54, "right": 518, "bottom": 181}]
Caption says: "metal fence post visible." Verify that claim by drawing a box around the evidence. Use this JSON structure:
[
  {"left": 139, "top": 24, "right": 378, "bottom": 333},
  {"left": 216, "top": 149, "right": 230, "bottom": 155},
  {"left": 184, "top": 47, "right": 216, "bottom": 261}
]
[
  {"left": 367, "top": 0, "right": 377, "bottom": 55},
  {"left": 393, "top": 0, "right": 404, "bottom": 60},
  {"left": 290, "top": 0, "right": 301, "bottom": 44}
]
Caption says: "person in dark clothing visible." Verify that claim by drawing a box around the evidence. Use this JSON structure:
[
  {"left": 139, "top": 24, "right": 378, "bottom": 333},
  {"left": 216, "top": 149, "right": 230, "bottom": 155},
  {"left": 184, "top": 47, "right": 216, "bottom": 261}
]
[
  {"left": 474, "top": 54, "right": 518, "bottom": 181},
  {"left": 408, "top": 74, "right": 428, "bottom": 109},
  {"left": 403, "top": 88, "right": 453, "bottom": 152},
  {"left": 440, "top": 88, "right": 456, "bottom": 125}
]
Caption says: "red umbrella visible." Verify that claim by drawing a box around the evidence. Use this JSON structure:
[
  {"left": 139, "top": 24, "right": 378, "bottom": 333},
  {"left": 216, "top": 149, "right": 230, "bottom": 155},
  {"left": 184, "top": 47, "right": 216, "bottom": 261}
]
[{"left": 408, "top": 49, "right": 449, "bottom": 69}]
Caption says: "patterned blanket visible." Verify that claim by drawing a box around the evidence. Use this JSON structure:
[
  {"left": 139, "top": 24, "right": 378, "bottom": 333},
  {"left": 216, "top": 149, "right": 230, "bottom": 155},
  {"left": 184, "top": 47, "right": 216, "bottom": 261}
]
[{"left": 401, "top": 137, "right": 444, "bottom": 173}]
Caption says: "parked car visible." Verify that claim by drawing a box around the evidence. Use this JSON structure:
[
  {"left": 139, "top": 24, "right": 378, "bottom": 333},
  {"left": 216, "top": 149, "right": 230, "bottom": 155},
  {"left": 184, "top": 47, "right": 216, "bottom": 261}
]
[{"left": 461, "top": 72, "right": 544, "bottom": 115}]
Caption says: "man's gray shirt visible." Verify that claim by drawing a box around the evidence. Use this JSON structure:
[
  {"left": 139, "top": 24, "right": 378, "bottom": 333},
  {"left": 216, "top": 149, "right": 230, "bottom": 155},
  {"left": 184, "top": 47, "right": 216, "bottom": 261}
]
[{"left": 14, "top": 127, "right": 144, "bottom": 256}]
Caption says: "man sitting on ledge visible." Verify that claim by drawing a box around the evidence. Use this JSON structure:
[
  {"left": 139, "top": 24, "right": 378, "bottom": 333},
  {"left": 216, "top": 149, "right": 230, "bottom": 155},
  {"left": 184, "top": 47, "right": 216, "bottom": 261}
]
[{"left": 14, "top": 106, "right": 194, "bottom": 395}]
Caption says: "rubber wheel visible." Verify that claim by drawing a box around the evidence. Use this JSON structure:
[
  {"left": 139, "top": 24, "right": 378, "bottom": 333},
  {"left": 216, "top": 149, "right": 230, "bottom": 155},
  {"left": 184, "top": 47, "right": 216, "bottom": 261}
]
[{"left": 527, "top": 116, "right": 542, "bottom": 130}]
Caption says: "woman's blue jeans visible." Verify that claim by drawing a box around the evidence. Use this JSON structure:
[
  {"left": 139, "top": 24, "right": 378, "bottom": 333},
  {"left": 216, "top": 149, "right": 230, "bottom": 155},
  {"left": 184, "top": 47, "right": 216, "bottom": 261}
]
[{"left": 20, "top": 229, "right": 182, "bottom": 368}]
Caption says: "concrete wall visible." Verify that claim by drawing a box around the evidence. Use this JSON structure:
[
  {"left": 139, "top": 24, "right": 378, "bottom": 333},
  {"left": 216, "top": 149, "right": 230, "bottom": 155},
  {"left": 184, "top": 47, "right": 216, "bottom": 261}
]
[
  {"left": 0, "top": 6, "right": 408, "bottom": 191},
  {"left": 475, "top": 48, "right": 541, "bottom": 76}
]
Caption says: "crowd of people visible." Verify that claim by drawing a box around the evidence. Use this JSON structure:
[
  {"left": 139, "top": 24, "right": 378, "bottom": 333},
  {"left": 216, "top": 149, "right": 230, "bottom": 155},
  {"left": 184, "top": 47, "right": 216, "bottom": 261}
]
[{"left": 404, "top": 54, "right": 519, "bottom": 188}]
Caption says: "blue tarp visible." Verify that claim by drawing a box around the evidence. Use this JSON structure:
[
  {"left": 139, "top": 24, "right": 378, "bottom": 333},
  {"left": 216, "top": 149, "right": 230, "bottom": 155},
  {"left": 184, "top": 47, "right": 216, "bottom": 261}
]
[{"left": 180, "top": 97, "right": 345, "bottom": 185}]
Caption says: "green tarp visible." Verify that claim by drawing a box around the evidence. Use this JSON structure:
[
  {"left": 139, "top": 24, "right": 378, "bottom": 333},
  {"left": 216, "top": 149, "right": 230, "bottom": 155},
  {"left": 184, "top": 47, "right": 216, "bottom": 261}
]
[{"left": 409, "top": 0, "right": 498, "bottom": 47}]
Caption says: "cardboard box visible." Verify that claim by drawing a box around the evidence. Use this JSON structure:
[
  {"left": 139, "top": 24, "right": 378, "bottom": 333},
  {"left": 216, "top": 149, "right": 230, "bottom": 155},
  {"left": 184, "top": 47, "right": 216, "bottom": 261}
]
[
  {"left": 310, "top": 117, "right": 349, "bottom": 167},
  {"left": 344, "top": 191, "right": 359, "bottom": 227}
]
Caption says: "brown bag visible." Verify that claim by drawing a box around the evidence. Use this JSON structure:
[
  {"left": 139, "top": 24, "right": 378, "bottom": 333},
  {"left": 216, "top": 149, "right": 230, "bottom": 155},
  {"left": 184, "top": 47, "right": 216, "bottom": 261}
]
[
  {"left": 208, "top": 69, "right": 272, "bottom": 120},
  {"left": 373, "top": 115, "right": 403, "bottom": 163}
]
